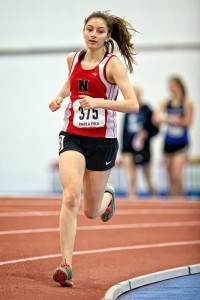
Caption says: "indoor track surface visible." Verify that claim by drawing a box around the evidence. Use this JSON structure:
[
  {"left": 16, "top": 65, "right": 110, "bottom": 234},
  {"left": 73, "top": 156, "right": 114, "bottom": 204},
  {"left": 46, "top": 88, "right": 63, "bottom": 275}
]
[{"left": 0, "top": 196, "right": 200, "bottom": 300}]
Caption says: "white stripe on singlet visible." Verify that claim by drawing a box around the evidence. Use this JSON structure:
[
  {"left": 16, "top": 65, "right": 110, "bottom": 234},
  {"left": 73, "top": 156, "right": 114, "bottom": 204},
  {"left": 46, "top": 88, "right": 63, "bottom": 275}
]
[{"left": 98, "top": 54, "right": 118, "bottom": 138}]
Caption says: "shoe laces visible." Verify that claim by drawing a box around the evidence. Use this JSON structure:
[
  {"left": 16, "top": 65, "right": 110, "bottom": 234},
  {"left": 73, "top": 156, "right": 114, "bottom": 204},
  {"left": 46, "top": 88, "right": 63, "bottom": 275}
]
[
  {"left": 61, "top": 260, "right": 71, "bottom": 269},
  {"left": 61, "top": 263, "right": 70, "bottom": 268}
]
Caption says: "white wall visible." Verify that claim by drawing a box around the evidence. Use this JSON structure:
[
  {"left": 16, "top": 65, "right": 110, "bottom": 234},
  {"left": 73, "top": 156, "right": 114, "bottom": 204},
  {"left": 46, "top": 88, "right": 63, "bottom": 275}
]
[
  {"left": 0, "top": 0, "right": 200, "bottom": 193},
  {"left": 1, "top": 0, "right": 200, "bottom": 47}
]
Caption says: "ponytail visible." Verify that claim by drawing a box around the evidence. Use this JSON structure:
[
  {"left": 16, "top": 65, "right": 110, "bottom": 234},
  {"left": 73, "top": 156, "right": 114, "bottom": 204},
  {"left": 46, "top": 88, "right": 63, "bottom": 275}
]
[{"left": 84, "top": 11, "right": 137, "bottom": 73}]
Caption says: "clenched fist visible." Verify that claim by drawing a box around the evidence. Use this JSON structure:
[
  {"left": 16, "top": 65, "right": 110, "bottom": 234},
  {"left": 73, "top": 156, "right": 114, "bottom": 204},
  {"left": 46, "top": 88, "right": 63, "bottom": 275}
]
[{"left": 49, "top": 97, "right": 63, "bottom": 112}]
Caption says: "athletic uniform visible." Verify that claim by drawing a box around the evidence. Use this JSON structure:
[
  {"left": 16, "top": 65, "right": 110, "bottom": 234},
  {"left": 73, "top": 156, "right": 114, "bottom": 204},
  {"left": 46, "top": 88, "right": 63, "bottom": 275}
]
[
  {"left": 122, "top": 103, "right": 159, "bottom": 165},
  {"left": 59, "top": 50, "right": 119, "bottom": 170},
  {"left": 164, "top": 100, "right": 189, "bottom": 154}
]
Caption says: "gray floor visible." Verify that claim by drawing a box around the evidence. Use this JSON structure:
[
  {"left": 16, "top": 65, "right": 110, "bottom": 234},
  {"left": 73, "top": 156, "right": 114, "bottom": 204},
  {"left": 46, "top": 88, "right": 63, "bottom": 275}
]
[{"left": 117, "top": 274, "right": 200, "bottom": 300}]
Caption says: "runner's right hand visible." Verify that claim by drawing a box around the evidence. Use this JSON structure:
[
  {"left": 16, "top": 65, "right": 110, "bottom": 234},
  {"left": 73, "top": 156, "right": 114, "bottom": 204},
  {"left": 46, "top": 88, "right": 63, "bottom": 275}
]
[{"left": 49, "top": 97, "right": 63, "bottom": 112}]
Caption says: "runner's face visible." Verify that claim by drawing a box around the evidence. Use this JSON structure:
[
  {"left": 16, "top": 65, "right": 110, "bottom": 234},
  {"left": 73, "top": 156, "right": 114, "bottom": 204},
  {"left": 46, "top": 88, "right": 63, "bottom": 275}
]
[
  {"left": 83, "top": 18, "right": 110, "bottom": 49},
  {"left": 168, "top": 80, "right": 180, "bottom": 96}
]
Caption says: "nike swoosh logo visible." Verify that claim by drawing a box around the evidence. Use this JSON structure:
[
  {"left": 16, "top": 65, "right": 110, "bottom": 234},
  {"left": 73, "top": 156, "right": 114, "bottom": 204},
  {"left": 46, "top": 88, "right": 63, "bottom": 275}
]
[{"left": 106, "top": 160, "right": 112, "bottom": 165}]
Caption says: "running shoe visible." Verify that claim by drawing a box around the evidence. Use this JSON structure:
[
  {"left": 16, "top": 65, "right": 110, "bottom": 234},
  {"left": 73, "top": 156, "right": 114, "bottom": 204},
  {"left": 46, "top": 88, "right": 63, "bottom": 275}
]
[
  {"left": 101, "top": 184, "right": 115, "bottom": 222},
  {"left": 53, "top": 263, "right": 73, "bottom": 287}
]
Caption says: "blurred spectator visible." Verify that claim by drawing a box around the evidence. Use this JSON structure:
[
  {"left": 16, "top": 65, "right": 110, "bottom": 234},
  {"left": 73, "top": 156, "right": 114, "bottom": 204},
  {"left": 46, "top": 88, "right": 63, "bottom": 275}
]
[
  {"left": 153, "top": 76, "right": 194, "bottom": 196},
  {"left": 121, "top": 85, "right": 159, "bottom": 197}
]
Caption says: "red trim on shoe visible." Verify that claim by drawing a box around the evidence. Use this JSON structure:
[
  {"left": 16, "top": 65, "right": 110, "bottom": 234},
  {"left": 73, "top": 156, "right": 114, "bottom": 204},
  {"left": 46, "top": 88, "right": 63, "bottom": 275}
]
[{"left": 53, "top": 262, "right": 73, "bottom": 287}]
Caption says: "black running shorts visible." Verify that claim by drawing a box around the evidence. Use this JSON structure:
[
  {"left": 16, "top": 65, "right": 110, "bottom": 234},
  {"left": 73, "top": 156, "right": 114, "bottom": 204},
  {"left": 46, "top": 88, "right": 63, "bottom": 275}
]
[
  {"left": 133, "top": 148, "right": 151, "bottom": 165},
  {"left": 164, "top": 143, "right": 189, "bottom": 154},
  {"left": 58, "top": 131, "right": 119, "bottom": 171}
]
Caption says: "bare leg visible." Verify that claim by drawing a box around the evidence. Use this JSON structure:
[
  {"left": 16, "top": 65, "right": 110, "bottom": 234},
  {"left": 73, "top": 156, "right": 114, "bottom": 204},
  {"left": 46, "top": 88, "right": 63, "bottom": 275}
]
[
  {"left": 122, "top": 153, "right": 137, "bottom": 196},
  {"left": 82, "top": 168, "right": 112, "bottom": 219},
  {"left": 170, "top": 153, "right": 187, "bottom": 196},
  {"left": 59, "top": 151, "right": 86, "bottom": 266},
  {"left": 142, "top": 163, "right": 156, "bottom": 195},
  {"left": 164, "top": 155, "right": 174, "bottom": 195}
]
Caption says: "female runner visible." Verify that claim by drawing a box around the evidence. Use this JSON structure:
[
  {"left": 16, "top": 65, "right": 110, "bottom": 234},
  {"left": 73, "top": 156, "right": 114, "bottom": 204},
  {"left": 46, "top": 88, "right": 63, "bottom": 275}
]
[
  {"left": 153, "top": 76, "right": 194, "bottom": 196},
  {"left": 49, "top": 11, "right": 139, "bottom": 287}
]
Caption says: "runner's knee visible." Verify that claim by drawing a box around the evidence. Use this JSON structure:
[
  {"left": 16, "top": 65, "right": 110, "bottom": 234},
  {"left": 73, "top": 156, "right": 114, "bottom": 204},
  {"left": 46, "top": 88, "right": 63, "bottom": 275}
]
[{"left": 62, "top": 190, "right": 80, "bottom": 212}]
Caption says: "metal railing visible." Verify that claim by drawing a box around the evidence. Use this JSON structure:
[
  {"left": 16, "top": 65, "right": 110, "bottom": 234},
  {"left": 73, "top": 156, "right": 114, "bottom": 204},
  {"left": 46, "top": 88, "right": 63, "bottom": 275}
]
[{"left": 49, "top": 161, "right": 200, "bottom": 198}]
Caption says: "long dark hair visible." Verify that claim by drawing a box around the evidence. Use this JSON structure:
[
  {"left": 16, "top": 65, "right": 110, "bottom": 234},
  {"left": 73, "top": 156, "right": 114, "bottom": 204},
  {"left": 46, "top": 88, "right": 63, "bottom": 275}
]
[{"left": 84, "top": 11, "right": 137, "bottom": 73}]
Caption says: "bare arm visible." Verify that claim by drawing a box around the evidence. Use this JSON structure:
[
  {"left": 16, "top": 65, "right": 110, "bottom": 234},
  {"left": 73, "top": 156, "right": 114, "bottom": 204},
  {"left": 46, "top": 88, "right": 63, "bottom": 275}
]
[
  {"left": 49, "top": 52, "right": 76, "bottom": 112},
  {"left": 152, "top": 100, "right": 168, "bottom": 125},
  {"left": 153, "top": 99, "right": 194, "bottom": 127},
  {"left": 55, "top": 80, "right": 70, "bottom": 99},
  {"left": 79, "top": 57, "right": 139, "bottom": 113},
  {"left": 166, "top": 100, "right": 194, "bottom": 127},
  {"left": 181, "top": 99, "right": 194, "bottom": 127}
]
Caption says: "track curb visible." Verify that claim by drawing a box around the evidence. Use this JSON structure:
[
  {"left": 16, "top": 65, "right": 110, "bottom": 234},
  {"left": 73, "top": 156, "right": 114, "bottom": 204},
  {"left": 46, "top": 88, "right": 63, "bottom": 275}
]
[{"left": 103, "top": 263, "right": 200, "bottom": 300}]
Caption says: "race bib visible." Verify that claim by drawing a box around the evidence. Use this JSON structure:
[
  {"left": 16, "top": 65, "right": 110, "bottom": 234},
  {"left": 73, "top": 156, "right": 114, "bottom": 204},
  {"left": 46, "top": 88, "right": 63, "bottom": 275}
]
[
  {"left": 73, "top": 100, "right": 105, "bottom": 128},
  {"left": 168, "top": 125, "right": 184, "bottom": 137}
]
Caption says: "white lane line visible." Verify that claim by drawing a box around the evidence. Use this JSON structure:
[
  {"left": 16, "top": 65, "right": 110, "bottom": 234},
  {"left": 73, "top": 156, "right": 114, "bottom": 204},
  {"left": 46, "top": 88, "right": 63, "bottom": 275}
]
[
  {"left": 0, "top": 201, "right": 61, "bottom": 206},
  {"left": 0, "top": 240, "right": 200, "bottom": 266},
  {"left": 114, "top": 209, "right": 200, "bottom": 215},
  {"left": 0, "top": 211, "right": 60, "bottom": 217},
  {"left": 0, "top": 209, "right": 200, "bottom": 217},
  {"left": 0, "top": 228, "right": 59, "bottom": 235},
  {"left": 0, "top": 196, "right": 199, "bottom": 204},
  {"left": 1, "top": 221, "right": 200, "bottom": 235}
]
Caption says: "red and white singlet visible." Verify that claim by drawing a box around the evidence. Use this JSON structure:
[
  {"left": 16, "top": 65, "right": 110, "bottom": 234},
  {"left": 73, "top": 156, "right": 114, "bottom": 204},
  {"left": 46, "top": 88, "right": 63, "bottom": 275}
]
[{"left": 62, "top": 50, "right": 119, "bottom": 138}]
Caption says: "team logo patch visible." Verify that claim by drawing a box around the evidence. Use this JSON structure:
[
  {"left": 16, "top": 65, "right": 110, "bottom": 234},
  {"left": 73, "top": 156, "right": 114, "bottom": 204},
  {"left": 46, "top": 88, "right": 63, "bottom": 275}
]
[{"left": 78, "top": 79, "right": 89, "bottom": 92}]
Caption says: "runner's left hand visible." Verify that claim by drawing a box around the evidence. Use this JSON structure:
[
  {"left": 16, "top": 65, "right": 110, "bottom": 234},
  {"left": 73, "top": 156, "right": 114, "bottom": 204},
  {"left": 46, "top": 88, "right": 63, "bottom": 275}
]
[{"left": 78, "top": 95, "right": 99, "bottom": 110}]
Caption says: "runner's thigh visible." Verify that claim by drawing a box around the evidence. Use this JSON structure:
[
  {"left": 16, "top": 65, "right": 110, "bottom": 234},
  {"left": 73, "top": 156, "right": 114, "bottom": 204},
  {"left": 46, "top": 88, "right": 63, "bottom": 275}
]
[{"left": 59, "top": 151, "right": 86, "bottom": 195}]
